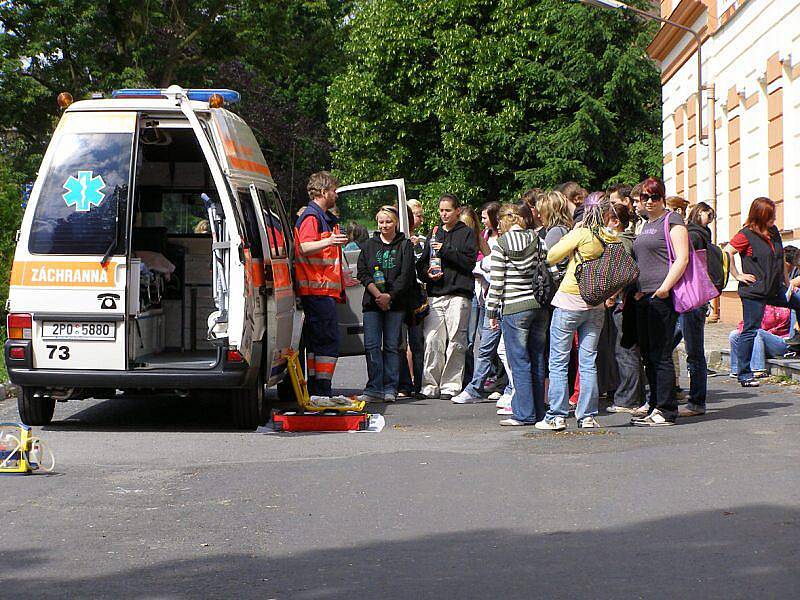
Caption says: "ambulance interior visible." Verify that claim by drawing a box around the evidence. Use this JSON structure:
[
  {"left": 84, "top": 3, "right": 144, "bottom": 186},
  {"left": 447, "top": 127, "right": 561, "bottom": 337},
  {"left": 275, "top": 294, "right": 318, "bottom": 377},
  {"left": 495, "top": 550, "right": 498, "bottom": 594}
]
[{"left": 129, "top": 121, "right": 223, "bottom": 370}]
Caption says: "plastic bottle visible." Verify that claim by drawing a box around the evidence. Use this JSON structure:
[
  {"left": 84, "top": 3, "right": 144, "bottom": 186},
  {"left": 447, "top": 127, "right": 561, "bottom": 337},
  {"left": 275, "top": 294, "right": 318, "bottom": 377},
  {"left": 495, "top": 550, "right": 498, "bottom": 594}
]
[
  {"left": 373, "top": 265, "right": 386, "bottom": 292},
  {"left": 429, "top": 245, "right": 442, "bottom": 277}
]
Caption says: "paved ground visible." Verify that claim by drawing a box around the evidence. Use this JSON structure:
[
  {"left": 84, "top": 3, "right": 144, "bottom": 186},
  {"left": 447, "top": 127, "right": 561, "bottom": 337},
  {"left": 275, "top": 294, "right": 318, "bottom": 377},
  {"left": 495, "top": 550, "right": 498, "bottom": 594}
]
[{"left": 1, "top": 355, "right": 799, "bottom": 599}]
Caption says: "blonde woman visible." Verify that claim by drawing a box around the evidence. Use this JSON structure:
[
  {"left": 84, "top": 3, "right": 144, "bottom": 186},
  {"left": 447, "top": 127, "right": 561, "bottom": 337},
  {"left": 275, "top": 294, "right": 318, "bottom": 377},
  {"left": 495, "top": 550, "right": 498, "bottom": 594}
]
[
  {"left": 356, "top": 206, "right": 415, "bottom": 402},
  {"left": 484, "top": 204, "right": 551, "bottom": 425}
]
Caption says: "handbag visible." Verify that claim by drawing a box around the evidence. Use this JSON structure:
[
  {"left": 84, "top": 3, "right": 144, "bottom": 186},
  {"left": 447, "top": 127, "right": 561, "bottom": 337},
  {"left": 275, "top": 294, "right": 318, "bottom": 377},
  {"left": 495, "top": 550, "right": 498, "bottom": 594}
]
[
  {"left": 664, "top": 213, "right": 720, "bottom": 313},
  {"left": 574, "top": 232, "right": 640, "bottom": 307}
]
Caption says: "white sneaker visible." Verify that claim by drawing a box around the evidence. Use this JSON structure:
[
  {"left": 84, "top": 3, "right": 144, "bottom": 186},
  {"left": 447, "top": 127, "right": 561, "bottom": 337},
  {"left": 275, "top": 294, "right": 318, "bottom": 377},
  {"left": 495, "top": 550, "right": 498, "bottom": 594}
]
[
  {"left": 496, "top": 393, "right": 512, "bottom": 409},
  {"left": 357, "top": 394, "right": 383, "bottom": 404},
  {"left": 488, "top": 391, "right": 502, "bottom": 401},
  {"left": 496, "top": 406, "right": 513, "bottom": 416},
  {"left": 630, "top": 403, "right": 651, "bottom": 418},
  {"left": 632, "top": 408, "right": 675, "bottom": 427},
  {"left": 606, "top": 405, "right": 638, "bottom": 414},
  {"left": 534, "top": 416, "right": 566, "bottom": 431},
  {"left": 578, "top": 416, "right": 600, "bottom": 428},
  {"left": 499, "top": 418, "right": 532, "bottom": 426},
  {"left": 451, "top": 390, "right": 480, "bottom": 404}
]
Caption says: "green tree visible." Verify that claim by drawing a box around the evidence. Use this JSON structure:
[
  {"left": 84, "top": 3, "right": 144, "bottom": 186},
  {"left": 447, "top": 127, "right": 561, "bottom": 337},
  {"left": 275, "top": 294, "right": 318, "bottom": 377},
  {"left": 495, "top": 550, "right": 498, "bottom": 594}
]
[{"left": 328, "top": 0, "right": 662, "bottom": 214}]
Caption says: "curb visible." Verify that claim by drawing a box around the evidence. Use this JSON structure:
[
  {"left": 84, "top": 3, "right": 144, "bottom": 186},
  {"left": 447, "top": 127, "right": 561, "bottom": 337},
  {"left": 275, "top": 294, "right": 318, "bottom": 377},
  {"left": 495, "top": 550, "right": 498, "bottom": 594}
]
[{"left": 0, "top": 382, "right": 19, "bottom": 402}]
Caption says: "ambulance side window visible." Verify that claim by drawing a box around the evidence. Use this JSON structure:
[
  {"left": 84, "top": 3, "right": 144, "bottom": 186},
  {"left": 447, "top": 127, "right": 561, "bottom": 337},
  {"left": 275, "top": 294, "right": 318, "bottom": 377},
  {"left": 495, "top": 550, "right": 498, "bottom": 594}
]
[
  {"left": 236, "top": 190, "right": 263, "bottom": 259},
  {"left": 256, "top": 189, "right": 287, "bottom": 259}
]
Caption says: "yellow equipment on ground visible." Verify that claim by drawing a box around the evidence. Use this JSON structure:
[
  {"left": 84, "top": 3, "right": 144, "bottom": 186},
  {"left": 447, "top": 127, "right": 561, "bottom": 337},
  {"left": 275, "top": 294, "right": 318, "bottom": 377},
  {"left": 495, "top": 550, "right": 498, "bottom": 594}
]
[
  {"left": 0, "top": 423, "right": 55, "bottom": 474},
  {"left": 285, "top": 349, "right": 366, "bottom": 413}
]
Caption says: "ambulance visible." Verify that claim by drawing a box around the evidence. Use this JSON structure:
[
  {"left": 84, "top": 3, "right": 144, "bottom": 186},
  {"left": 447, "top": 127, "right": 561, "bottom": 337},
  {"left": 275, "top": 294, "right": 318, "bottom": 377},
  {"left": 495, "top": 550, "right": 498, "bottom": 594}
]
[{"left": 5, "top": 86, "right": 299, "bottom": 429}]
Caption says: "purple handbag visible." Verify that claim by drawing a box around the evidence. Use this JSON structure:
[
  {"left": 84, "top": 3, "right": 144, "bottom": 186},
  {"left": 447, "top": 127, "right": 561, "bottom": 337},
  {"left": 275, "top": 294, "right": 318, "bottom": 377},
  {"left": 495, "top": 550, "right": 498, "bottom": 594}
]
[{"left": 664, "top": 213, "right": 720, "bottom": 313}]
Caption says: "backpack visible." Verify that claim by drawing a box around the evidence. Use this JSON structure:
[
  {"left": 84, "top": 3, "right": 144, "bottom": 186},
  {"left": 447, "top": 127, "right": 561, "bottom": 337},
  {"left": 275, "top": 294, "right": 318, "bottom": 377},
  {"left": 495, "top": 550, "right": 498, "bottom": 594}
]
[
  {"left": 532, "top": 235, "right": 558, "bottom": 307},
  {"left": 705, "top": 242, "right": 729, "bottom": 292}
]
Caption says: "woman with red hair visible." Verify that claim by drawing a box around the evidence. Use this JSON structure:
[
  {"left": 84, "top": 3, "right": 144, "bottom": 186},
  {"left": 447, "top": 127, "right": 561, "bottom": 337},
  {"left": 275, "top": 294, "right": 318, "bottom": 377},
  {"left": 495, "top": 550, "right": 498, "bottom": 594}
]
[{"left": 724, "top": 197, "right": 800, "bottom": 387}]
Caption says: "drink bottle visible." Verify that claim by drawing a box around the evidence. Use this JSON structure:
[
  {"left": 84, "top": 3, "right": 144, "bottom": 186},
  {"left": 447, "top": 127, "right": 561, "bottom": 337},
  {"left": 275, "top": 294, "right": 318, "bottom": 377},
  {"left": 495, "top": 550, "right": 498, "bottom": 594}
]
[{"left": 373, "top": 266, "right": 386, "bottom": 292}]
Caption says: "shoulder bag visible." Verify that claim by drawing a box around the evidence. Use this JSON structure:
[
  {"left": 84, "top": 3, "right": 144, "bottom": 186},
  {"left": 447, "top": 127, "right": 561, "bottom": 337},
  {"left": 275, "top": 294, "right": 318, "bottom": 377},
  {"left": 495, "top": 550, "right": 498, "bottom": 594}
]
[
  {"left": 574, "top": 231, "right": 640, "bottom": 307},
  {"left": 664, "top": 214, "right": 719, "bottom": 313}
]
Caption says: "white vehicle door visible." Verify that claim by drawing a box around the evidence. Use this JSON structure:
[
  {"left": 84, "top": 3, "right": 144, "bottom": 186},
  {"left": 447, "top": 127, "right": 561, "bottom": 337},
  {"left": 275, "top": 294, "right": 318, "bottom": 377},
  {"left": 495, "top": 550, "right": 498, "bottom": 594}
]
[{"left": 333, "top": 178, "right": 408, "bottom": 356}]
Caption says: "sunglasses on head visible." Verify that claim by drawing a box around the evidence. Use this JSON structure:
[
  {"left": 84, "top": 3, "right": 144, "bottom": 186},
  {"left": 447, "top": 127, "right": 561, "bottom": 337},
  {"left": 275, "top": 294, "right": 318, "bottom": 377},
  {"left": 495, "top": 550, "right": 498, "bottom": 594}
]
[{"left": 640, "top": 193, "right": 663, "bottom": 202}]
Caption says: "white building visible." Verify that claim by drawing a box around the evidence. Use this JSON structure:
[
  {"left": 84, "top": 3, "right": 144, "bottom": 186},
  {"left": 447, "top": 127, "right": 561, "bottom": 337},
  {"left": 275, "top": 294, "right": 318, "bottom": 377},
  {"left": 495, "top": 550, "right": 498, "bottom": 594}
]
[{"left": 648, "top": 0, "right": 800, "bottom": 322}]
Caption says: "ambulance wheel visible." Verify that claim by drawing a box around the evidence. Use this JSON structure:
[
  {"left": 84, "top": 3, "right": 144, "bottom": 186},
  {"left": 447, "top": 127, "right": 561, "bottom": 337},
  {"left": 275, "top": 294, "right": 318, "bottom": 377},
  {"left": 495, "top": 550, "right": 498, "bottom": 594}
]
[
  {"left": 230, "top": 377, "right": 267, "bottom": 430},
  {"left": 18, "top": 387, "right": 55, "bottom": 426}
]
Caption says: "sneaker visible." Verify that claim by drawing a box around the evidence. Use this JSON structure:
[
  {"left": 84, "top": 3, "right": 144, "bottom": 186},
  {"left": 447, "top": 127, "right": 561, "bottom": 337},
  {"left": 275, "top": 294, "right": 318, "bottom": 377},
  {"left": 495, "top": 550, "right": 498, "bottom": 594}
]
[
  {"left": 384, "top": 394, "right": 397, "bottom": 403},
  {"left": 578, "top": 416, "right": 600, "bottom": 428},
  {"left": 606, "top": 404, "right": 638, "bottom": 414},
  {"left": 420, "top": 388, "right": 439, "bottom": 399},
  {"left": 678, "top": 405, "right": 705, "bottom": 417},
  {"left": 630, "top": 403, "right": 651, "bottom": 418},
  {"left": 496, "top": 393, "right": 512, "bottom": 409},
  {"left": 496, "top": 405, "right": 513, "bottom": 416},
  {"left": 753, "top": 370, "right": 769, "bottom": 379},
  {"left": 706, "top": 367, "right": 718, "bottom": 377},
  {"left": 740, "top": 379, "right": 759, "bottom": 388},
  {"left": 632, "top": 408, "right": 675, "bottom": 427},
  {"left": 534, "top": 417, "right": 566, "bottom": 431},
  {"left": 397, "top": 390, "right": 413, "bottom": 399},
  {"left": 452, "top": 390, "right": 481, "bottom": 404},
  {"left": 357, "top": 393, "right": 383, "bottom": 403},
  {"left": 440, "top": 393, "right": 453, "bottom": 401},
  {"left": 729, "top": 372, "right": 738, "bottom": 379},
  {"left": 499, "top": 418, "right": 533, "bottom": 426},
  {"left": 488, "top": 391, "right": 502, "bottom": 401}
]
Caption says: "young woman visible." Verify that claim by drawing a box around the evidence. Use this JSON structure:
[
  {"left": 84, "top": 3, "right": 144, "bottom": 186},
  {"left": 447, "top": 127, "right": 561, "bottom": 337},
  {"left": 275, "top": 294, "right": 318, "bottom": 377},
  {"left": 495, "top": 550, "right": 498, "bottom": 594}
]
[
  {"left": 678, "top": 202, "right": 716, "bottom": 416},
  {"left": 728, "top": 305, "right": 791, "bottom": 378},
  {"left": 417, "top": 194, "right": 477, "bottom": 400},
  {"left": 535, "top": 197, "right": 622, "bottom": 431},
  {"left": 356, "top": 206, "right": 415, "bottom": 402},
  {"left": 538, "top": 190, "right": 573, "bottom": 257},
  {"left": 483, "top": 204, "right": 550, "bottom": 426},
  {"left": 629, "top": 177, "right": 689, "bottom": 426},
  {"left": 724, "top": 197, "right": 800, "bottom": 387}
]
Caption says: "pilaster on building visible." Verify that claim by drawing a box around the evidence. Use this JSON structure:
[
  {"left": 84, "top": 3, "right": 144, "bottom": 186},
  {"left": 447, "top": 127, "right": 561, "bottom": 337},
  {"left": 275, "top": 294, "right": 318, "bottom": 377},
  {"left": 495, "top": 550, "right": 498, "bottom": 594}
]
[{"left": 647, "top": 0, "right": 800, "bottom": 323}]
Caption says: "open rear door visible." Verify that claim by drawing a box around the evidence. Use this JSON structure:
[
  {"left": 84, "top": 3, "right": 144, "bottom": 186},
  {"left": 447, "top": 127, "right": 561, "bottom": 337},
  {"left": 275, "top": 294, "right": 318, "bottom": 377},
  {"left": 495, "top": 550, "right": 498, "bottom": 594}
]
[{"left": 333, "top": 178, "right": 408, "bottom": 356}]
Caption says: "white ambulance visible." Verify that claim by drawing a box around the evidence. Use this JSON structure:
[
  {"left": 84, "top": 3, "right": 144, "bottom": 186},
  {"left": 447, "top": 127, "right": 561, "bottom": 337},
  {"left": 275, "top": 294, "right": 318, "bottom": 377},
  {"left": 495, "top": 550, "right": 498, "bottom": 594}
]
[{"left": 5, "top": 86, "right": 299, "bottom": 429}]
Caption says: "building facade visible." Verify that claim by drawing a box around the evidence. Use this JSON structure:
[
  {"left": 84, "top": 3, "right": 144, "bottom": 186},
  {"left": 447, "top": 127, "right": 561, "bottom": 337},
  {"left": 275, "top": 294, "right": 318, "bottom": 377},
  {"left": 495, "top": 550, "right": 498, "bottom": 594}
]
[{"left": 647, "top": 0, "right": 800, "bottom": 323}]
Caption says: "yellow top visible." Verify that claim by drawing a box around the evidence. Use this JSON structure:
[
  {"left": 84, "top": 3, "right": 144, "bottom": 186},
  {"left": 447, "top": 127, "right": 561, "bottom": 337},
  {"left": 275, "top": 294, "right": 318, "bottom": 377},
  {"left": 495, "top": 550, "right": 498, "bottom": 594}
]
[{"left": 546, "top": 227, "right": 619, "bottom": 296}]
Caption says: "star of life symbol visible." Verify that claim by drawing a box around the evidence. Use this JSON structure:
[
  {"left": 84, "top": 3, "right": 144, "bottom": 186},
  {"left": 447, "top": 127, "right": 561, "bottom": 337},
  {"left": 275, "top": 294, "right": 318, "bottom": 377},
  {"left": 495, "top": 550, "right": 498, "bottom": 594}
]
[{"left": 63, "top": 170, "right": 106, "bottom": 212}]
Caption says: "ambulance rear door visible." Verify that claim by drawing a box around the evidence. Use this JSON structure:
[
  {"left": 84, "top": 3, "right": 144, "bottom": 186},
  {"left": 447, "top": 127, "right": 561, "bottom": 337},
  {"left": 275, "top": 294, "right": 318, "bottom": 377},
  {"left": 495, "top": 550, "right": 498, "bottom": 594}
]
[
  {"left": 9, "top": 111, "right": 137, "bottom": 371},
  {"left": 332, "top": 178, "right": 408, "bottom": 356}
]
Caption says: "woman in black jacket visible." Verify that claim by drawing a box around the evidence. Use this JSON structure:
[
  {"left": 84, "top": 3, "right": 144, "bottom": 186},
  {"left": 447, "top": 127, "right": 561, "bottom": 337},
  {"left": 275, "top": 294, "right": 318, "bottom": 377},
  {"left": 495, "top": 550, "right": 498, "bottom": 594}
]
[
  {"left": 356, "top": 206, "right": 415, "bottom": 402},
  {"left": 725, "top": 197, "right": 800, "bottom": 387},
  {"left": 416, "top": 194, "right": 478, "bottom": 399}
]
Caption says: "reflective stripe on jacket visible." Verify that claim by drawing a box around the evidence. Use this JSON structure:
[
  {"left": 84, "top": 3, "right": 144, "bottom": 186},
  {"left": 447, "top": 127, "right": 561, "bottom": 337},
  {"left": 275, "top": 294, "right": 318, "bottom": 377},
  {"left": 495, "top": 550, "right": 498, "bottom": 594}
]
[{"left": 294, "top": 204, "right": 344, "bottom": 298}]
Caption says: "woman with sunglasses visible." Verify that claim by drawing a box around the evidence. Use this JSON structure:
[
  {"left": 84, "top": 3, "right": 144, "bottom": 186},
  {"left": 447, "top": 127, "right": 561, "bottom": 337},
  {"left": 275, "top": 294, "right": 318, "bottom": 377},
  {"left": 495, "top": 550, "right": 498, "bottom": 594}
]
[
  {"left": 724, "top": 197, "right": 800, "bottom": 387},
  {"left": 630, "top": 177, "right": 689, "bottom": 427}
]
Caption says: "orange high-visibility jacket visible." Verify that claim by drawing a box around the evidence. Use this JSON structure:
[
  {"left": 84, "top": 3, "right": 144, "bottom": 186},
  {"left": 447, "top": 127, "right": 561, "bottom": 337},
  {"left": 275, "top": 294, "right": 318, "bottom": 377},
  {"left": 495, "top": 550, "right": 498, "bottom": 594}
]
[{"left": 294, "top": 204, "right": 344, "bottom": 298}]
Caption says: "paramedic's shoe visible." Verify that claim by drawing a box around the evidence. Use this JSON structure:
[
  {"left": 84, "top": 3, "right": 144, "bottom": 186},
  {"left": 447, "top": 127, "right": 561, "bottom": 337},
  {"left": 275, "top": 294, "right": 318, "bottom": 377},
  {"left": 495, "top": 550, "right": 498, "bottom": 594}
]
[
  {"left": 632, "top": 408, "right": 675, "bottom": 427},
  {"left": 578, "top": 416, "right": 601, "bottom": 428},
  {"left": 496, "top": 405, "right": 513, "bottom": 416},
  {"left": 534, "top": 416, "right": 566, "bottom": 431},
  {"left": 357, "top": 393, "right": 383, "bottom": 404},
  {"left": 452, "top": 390, "right": 481, "bottom": 404}
]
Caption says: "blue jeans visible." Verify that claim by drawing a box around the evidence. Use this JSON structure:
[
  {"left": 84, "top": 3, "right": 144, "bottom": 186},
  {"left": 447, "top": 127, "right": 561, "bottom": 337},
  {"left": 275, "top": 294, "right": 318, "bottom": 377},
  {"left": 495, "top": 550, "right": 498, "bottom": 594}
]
[
  {"left": 546, "top": 307, "right": 604, "bottom": 422},
  {"left": 738, "top": 289, "right": 800, "bottom": 382},
  {"left": 500, "top": 309, "right": 548, "bottom": 423},
  {"left": 363, "top": 310, "right": 405, "bottom": 399},
  {"left": 463, "top": 313, "right": 502, "bottom": 398},
  {"left": 679, "top": 306, "right": 707, "bottom": 408},
  {"left": 729, "top": 329, "right": 788, "bottom": 373}
]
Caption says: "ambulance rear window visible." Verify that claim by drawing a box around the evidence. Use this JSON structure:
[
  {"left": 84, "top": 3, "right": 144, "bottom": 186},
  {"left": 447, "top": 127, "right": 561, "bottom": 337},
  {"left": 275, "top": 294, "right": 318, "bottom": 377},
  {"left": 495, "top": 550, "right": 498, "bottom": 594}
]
[{"left": 29, "top": 133, "right": 133, "bottom": 255}]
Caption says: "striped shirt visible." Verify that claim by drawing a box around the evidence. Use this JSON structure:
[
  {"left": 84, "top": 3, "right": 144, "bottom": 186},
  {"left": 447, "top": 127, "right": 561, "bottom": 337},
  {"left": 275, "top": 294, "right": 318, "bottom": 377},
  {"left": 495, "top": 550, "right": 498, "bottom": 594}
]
[{"left": 485, "top": 227, "right": 557, "bottom": 318}]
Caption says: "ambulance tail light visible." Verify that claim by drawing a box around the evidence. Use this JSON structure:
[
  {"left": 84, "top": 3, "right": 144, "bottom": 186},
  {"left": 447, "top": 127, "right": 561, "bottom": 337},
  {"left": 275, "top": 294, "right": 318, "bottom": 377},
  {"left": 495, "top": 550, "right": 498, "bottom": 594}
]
[
  {"left": 226, "top": 349, "right": 244, "bottom": 363},
  {"left": 7, "top": 313, "right": 32, "bottom": 340}
]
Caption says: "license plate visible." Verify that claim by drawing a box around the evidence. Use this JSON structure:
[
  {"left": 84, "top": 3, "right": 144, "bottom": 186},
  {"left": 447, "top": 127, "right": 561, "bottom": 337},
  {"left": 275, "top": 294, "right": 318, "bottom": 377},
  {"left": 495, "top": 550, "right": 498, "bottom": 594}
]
[{"left": 42, "top": 321, "right": 116, "bottom": 341}]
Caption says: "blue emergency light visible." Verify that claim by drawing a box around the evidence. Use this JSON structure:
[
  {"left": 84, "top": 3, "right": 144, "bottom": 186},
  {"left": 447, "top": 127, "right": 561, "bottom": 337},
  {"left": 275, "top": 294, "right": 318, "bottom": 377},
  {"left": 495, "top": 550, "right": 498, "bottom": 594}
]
[{"left": 111, "top": 88, "right": 241, "bottom": 104}]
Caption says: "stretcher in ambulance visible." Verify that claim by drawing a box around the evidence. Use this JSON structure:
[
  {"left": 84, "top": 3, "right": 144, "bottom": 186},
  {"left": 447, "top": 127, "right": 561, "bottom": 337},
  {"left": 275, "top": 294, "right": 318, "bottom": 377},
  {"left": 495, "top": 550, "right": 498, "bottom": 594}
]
[{"left": 5, "top": 86, "right": 297, "bottom": 429}]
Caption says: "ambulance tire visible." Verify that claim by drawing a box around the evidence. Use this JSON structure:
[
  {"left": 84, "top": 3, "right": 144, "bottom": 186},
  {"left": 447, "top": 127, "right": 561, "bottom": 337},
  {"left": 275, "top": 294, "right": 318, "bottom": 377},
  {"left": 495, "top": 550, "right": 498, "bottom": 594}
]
[
  {"left": 18, "top": 387, "right": 56, "bottom": 426},
  {"left": 230, "top": 376, "right": 266, "bottom": 430}
]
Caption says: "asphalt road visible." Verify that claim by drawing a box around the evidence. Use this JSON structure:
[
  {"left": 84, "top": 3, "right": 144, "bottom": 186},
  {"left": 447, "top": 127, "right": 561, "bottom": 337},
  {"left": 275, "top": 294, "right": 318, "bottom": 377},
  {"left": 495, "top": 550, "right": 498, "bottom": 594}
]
[{"left": 1, "top": 357, "right": 799, "bottom": 599}]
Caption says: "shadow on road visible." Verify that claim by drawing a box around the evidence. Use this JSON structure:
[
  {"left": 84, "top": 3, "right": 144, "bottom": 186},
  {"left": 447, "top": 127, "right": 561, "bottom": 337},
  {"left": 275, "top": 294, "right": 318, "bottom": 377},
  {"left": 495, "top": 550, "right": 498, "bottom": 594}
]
[{"left": 2, "top": 504, "right": 798, "bottom": 598}]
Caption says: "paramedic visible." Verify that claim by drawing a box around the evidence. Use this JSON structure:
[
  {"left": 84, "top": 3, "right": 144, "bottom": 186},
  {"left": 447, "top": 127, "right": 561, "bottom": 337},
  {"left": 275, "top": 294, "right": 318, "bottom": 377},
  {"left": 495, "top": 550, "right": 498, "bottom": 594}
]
[{"left": 294, "top": 171, "right": 348, "bottom": 396}]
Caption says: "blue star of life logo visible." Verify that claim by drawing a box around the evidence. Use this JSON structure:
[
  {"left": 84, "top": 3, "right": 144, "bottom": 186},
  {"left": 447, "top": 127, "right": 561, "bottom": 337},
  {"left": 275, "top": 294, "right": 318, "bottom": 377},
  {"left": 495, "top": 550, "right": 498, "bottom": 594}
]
[{"left": 63, "top": 170, "right": 106, "bottom": 212}]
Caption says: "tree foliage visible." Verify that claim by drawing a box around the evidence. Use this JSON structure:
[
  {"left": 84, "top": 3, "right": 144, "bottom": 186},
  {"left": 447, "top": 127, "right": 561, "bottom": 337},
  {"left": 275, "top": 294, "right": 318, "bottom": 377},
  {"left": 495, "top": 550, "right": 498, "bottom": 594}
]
[{"left": 328, "top": 0, "right": 662, "bottom": 211}]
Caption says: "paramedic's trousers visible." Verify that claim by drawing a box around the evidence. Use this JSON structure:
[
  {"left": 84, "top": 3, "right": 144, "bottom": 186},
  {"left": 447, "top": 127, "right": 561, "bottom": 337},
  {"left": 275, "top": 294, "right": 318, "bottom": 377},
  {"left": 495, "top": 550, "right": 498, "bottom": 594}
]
[{"left": 301, "top": 295, "right": 339, "bottom": 397}]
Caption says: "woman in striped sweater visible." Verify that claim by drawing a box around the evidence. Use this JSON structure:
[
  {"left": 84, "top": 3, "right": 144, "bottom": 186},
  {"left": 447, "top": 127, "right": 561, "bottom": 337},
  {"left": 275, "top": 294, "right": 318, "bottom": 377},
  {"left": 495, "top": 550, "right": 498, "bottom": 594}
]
[{"left": 486, "top": 204, "right": 553, "bottom": 426}]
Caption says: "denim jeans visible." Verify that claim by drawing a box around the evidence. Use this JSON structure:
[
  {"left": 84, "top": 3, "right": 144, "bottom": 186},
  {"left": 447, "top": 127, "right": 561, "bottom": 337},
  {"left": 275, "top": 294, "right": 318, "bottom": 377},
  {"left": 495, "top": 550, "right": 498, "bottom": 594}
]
[
  {"left": 501, "top": 309, "right": 548, "bottom": 423},
  {"left": 738, "top": 289, "right": 800, "bottom": 382},
  {"left": 463, "top": 297, "right": 484, "bottom": 386},
  {"left": 679, "top": 306, "right": 707, "bottom": 408},
  {"left": 635, "top": 295, "right": 679, "bottom": 421},
  {"left": 546, "top": 306, "right": 605, "bottom": 422},
  {"left": 363, "top": 310, "right": 405, "bottom": 399},
  {"left": 463, "top": 313, "right": 502, "bottom": 398},
  {"left": 729, "top": 328, "right": 789, "bottom": 374},
  {"left": 398, "top": 322, "right": 425, "bottom": 393}
]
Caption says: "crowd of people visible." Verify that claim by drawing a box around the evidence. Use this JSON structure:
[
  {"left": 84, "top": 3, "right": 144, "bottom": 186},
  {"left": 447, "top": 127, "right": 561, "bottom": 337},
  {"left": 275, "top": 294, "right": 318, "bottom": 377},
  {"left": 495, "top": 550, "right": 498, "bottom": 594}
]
[{"left": 295, "top": 171, "right": 800, "bottom": 429}]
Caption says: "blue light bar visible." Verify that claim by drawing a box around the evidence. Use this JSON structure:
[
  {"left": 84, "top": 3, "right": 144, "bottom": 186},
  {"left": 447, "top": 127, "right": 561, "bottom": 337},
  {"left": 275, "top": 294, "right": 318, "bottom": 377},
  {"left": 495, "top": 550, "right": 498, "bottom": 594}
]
[{"left": 111, "top": 88, "right": 240, "bottom": 104}]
